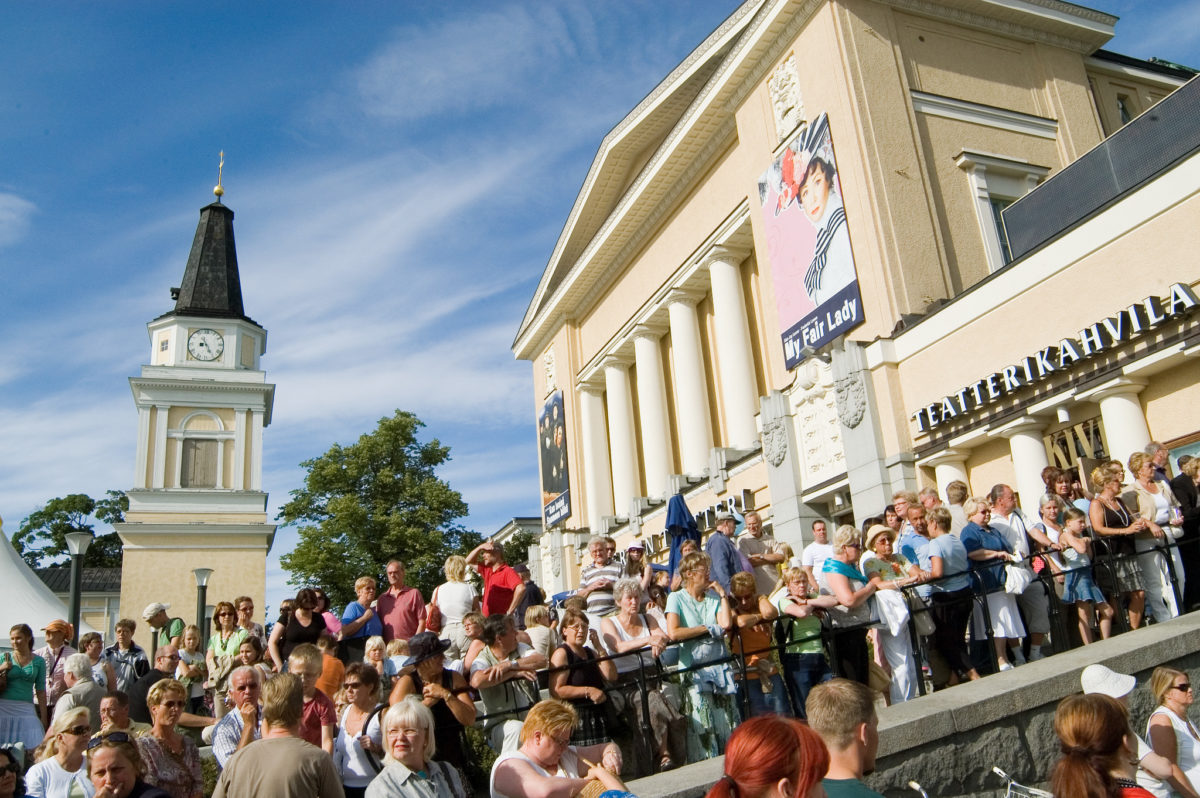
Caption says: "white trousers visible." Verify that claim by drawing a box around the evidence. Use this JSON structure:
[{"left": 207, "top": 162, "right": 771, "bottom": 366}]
[{"left": 877, "top": 625, "right": 917, "bottom": 703}]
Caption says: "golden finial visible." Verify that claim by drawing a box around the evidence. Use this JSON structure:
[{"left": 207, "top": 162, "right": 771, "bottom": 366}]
[{"left": 214, "top": 151, "right": 225, "bottom": 199}]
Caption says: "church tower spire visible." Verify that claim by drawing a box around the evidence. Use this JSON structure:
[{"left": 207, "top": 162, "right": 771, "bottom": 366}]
[{"left": 170, "top": 200, "right": 250, "bottom": 320}]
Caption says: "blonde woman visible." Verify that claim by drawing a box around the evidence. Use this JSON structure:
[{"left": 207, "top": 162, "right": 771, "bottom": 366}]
[
  {"left": 1148, "top": 666, "right": 1200, "bottom": 797},
  {"left": 1090, "top": 467, "right": 1149, "bottom": 629},
  {"left": 960, "top": 497, "right": 1026, "bottom": 671},
  {"left": 433, "top": 555, "right": 479, "bottom": 660},
  {"left": 1131, "top": 451, "right": 1184, "bottom": 620},
  {"left": 24, "top": 706, "right": 94, "bottom": 797},
  {"left": 818, "top": 525, "right": 878, "bottom": 685},
  {"left": 136, "top": 679, "right": 202, "bottom": 798}
]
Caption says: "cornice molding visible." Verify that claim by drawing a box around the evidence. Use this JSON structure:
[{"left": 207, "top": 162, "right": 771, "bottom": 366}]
[
  {"left": 915, "top": 92, "right": 1059, "bottom": 140},
  {"left": 878, "top": 0, "right": 1114, "bottom": 53}
]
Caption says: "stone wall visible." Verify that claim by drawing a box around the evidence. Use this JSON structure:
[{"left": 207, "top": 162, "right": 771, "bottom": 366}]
[{"left": 629, "top": 612, "right": 1200, "bottom": 798}]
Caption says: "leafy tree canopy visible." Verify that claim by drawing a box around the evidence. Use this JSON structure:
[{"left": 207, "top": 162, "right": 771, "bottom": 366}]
[
  {"left": 504, "top": 529, "right": 541, "bottom": 567},
  {"left": 278, "top": 411, "right": 482, "bottom": 607},
  {"left": 12, "top": 490, "right": 128, "bottom": 568}
]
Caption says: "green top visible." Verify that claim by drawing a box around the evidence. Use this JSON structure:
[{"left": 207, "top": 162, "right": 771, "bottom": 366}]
[
  {"left": 771, "top": 593, "right": 824, "bottom": 655},
  {"left": 823, "top": 778, "right": 885, "bottom": 798},
  {"left": 0, "top": 652, "right": 46, "bottom": 703},
  {"left": 208, "top": 628, "right": 248, "bottom": 658},
  {"left": 158, "top": 617, "right": 185, "bottom": 648}
]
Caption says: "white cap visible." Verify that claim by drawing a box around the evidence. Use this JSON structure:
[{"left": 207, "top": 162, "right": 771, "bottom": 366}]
[{"left": 1081, "top": 664, "right": 1136, "bottom": 698}]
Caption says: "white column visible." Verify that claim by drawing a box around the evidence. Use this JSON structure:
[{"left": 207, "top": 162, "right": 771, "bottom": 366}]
[
  {"left": 705, "top": 246, "right": 759, "bottom": 449},
  {"left": 579, "top": 384, "right": 614, "bottom": 532},
  {"left": 1091, "top": 379, "right": 1151, "bottom": 470},
  {"left": 134, "top": 406, "right": 151, "bottom": 488},
  {"left": 233, "top": 410, "right": 247, "bottom": 490},
  {"left": 603, "top": 357, "right": 641, "bottom": 514},
  {"left": 250, "top": 409, "right": 264, "bottom": 491},
  {"left": 923, "top": 449, "right": 970, "bottom": 498},
  {"left": 998, "top": 420, "right": 1051, "bottom": 513},
  {"left": 152, "top": 405, "right": 169, "bottom": 489},
  {"left": 632, "top": 325, "right": 673, "bottom": 500},
  {"left": 667, "top": 289, "right": 714, "bottom": 475}
]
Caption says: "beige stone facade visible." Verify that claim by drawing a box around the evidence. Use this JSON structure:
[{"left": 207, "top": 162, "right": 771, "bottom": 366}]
[{"left": 513, "top": 0, "right": 1195, "bottom": 593}]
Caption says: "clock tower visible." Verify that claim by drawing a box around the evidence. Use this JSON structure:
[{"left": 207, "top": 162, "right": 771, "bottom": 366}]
[{"left": 115, "top": 188, "right": 276, "bottom": 649}]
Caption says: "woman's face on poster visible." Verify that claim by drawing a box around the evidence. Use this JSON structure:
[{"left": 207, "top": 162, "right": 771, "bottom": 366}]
[{"left": 800, "top": 165, "right": 830, "bottom": 223}]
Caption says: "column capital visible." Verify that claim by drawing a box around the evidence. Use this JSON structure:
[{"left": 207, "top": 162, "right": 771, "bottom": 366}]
[
  {"left": 577, "top": 377, "right": 605, "bottom": 395},
  {"left": 919, "top": 447, "right": 970, "bottom": 468},
  {"left": 631, "top": 321, "right": 668, "bottom": 341},
  {"left": 601, "top": 354, "right": 632, "bottom": 371},
  {"left": 701, "top": 243, "right": 751, "bottom": 269},
  {"left": 1077, "top": 377, "right": 1148, "bottom": 404},
  {"left": 664, "top": 286, "right": 706, "bottom": 307},
  {"left": 991, "top": 417, "right": 1047, "bottom": 440}
]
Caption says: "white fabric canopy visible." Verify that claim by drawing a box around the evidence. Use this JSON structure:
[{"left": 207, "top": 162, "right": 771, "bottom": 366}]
[{"left": 1, "top": 528, "right": 98, "bottom": 649}]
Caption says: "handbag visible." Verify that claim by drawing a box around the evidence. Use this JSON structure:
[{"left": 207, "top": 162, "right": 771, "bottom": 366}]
[
  {"left": 904, "top": 592, "right": 936, "bottom": 636},
  {"left": 426, "top": 586, "right": 443, "bottom": 634},
  {"left": 1005, "top": 562, "right": 1034, "bottom": 595}
]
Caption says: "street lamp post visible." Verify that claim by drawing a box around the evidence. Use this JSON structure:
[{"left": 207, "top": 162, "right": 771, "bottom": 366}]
[
  {"left": 64, "top": 532, "right": 93, "bottom": 648},
  {"left": 193, "top": 568, "right": 214, "bottom": 641}
]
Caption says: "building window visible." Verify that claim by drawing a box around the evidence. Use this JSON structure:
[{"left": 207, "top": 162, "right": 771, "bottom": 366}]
[
  {"left": 181, "top": 439, "right": 218, "bottom": 488},
  {"left": 1117, "top": 94, "right": 1135, "bottom": 125},
  {"left": 956, "top": 150, "right": 1050, "bottom": 273}
]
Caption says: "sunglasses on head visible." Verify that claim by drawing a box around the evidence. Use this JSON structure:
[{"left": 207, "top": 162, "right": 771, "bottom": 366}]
[{"left": 87, "top": 731, "right": 132, "bottom": 750}]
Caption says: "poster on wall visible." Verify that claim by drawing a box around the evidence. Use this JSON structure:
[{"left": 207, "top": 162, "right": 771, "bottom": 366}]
[
  {"left": 756, "top": 112, "right": 864, "bottom": 370},
  {"left": 539, "top": 391, "right": 571, "bottom": 526}
]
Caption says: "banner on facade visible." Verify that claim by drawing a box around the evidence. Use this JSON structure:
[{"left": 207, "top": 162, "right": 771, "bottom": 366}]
[
  {"left": 539, "top": 390, "right": 570, "bottom": 525},
  {"left": 756, "top": 112, "right": 864, "bottom": 369}
]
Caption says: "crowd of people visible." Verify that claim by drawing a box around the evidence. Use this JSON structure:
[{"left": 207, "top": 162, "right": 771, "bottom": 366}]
[{"left": 2, "top": 441, "right": 1198, "bottom": 797}]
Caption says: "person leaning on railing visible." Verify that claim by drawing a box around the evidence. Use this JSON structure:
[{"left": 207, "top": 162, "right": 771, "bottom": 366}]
[
  {"left": 817, "top": 526, "right": 878, "bottom": 686},
  {"left": 727, "top": 572, "right": 789, "bottom": 717},
  {"left": 665, "top": 551, "right": 739, "bottom": 763},
  {"left": 924, "top": 507, "right": 980, "bottom": 685},
  {"left": 1089, "top": 466, "right": 1149, "bottom": 630},
  {"left": 773, "top": 568, "right": 836, "bottom": 718}
]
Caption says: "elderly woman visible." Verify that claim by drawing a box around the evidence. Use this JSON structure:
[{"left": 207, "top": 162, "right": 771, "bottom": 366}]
[
  {"left": 77, "top": 633, "right": 116, "bottom": 693},
  {"left": 135, "top": 681, "right": 201, "bottom": 798},
  {"left": 34, "top": 621, "right": 76, "bottom": 718},
  {"left": 858, "top": 525, "right": 920, "bottom": 703},
  {"left": 1147, "top": 666, "right": 1200, "bottom": 797},
  {"left": 0, "top": 746, "right": 23, "bottom": 798},
  {"left": 1131, "top": 451, "right": 1184, "bottom": 620},
  {"left": 490, "top": 699, "right": 625, "bottom": 798},
  {"left": 336, "top": 663, "right": 385, "bottom": 798},
  {"left": 269, "top": 588, "right": 326, "bottom": 671},
  {"left": 24, "top": 706, "right": 93, "bottom": 797},
  {"left": 817, "top": 525, "right": 878, "bottom": 685},
  {"left": 87, "top": 731, "right": 171, "bottom": 798},
  {"left": 666, "top": 551, "right": 739, "bottom": 763},
  {"left": 727, "top": 572, "right": 789, "bottom": 717},
  {"left": 364, "top": 697, "right": 468, "bottom": 798},
  {"left": 925, "top": 508, "right": 979, "bottom": 685},
  {"left": 960, "top": 497, "right": 1026, "bottom": 672},
  {"left": 342, "top": 578, "right": 384, "bottom": 667},
  {"left": 390, "top": 633, "right": 475, "bottom": 772},
  {"left": 206, "top": 602, "right": 246, "bottom": 719},
  {"left": 2, "top": 623, "right": 48, "bottom": 749},
  {"left": 1090, "top": 467, "right": 1149, "bottom": 629},
  {"left": 601, "top": 577, "right": 679, "bottom": 774},
  {"left": 549, "top": 609, "right": 618, "bottom": 748},
  {"left": 432, "top": 556, "right": 479, "bottom": 661}
]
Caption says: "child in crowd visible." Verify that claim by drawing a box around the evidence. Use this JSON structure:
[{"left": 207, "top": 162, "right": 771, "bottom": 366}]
[
  {"left": 288, "top": 643, "right": 336, "bottom": 753},
  {"left": 238, "top": 635, "right": 274, "bottom": 683},
  {"left": 364, "top": 636, "right": 398, "bottom": 695},
  {"left": 524, "top": 605, "right": 560, "bottom": 662},
  {"left": 460, "top": 611, "right": 487, "bottom": 672},
  {"left": 1060, "top": 508, "right": 1115, "bottom": 644},
  {"left": 177, "top": 624, "right": 208, "bottom": 715}
]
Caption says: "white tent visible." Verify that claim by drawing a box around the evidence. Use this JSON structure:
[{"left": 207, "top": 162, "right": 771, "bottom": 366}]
[{"left": 1, "top": 521, "right": 98, "bottom": 650}]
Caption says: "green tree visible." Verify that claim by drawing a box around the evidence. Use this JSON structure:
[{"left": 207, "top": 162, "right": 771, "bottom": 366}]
[
  {"left": 278, "top": 411, "right": 481, "bottom": 607},
  {"left": 12, "top": 490, "right": 128, "bottom": 568},
  {"left": 504, "top": 529, "right": 541, "bottom": 567}
]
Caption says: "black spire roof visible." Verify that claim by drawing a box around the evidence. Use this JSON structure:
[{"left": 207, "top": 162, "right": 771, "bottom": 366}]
[{"left": 165, "top": 200, "right": 258, "bottom": 325}]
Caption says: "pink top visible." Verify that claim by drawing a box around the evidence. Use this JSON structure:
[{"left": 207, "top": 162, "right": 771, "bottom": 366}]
[
  {"left": 376, "top": 586, "right": 426, "bottom": 642},
  {"left": 321, "top": 611, "right": 341, "bottom": 635}
]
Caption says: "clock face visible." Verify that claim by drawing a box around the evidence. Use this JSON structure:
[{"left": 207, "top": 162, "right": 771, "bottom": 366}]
[{"left": 187, "top": 328, "right": 224, "bottom": 362}]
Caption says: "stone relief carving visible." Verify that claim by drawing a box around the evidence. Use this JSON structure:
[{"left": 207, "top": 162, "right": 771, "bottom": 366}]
[
  {"left": 762, "top": 418, "right": 789, "bottom": 467},
  {"left": 769, "top": 53, "right": 804, "bottom": 142},
  {"left": 835, "top": 371, "right": 867, "bottom": 429},
  {"left": 550, "top": 544, "right": 561, "bottom": 578},
  {"left": 791, "top": 359, "right": 845, "bottom": 485},
  {"left": 543, "top": 347, "right": 556, "bottom": 395}
]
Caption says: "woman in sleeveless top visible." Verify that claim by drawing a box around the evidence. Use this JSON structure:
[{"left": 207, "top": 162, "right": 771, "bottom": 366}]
[
  {"left": 1147, "top": 666, "right": 1200, "bottom": 796},
  {"left": 269, "top": 588, "right": 326, "bottom": 671},
  {"left": 549, "top": 609, "right": 617, "bottom": 748},
  {"left": 336, "top": 662, "right": 384, "bottom": 798},
  {"left": 1089, "top": 466, "right": 1149, "bottom": 629},
  {"left": 390, "top": 632, "right": 475, "bottom": 772}
]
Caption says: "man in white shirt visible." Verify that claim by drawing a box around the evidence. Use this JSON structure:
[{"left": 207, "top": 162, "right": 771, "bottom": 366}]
[
  {"left": 801, "top": 520, "right": 834, "bottom": 585},
  {"left": 946, "top": 481, "right": 969, "bottom": 536},
  {"left": 989, "top": 484, "right": 1052, "bottom": 661}
]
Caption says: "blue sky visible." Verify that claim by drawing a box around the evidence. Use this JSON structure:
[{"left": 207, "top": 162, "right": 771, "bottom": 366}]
[{"left": 1, "top": 1, "right": 1197, "bottom": 616}]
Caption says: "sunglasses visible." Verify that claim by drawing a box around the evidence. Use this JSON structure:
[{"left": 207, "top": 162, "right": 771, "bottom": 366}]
[
  {"left": 159, "top": 700, "right": 186, "bottom": 709},
  {"left": 217, "top": 611, "right": 235, "bottom": 617},
  {"left": 63, "top": 725, "right": 91, "bottom": 736},
  {"left": 344, "top": 682, "right": 364, "bottom": 689},
  {"left": 1174, "top": 683, "right": 1193, "bottom": 692},
  {"left": 87, "top": 731, "right": 132, "bottom": 750}
]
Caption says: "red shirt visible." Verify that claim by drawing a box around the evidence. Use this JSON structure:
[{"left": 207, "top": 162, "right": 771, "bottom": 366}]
[
  {"left": 299, "top": 689, "right": 336, "bottom": 748},
  {"left": 478, "top": 563, "right": 522, "bottom": 617},
  {"left": 377, "top": 585, "right": 426, "bottom": 642}
]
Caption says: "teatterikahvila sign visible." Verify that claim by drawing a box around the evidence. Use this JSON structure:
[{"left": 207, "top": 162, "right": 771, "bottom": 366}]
[{"left": 912, "top": 283, "right": 1199, "bottom": 433}]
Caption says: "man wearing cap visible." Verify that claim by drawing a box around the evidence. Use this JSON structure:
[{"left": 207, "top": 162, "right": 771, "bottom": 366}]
[
  {"left": 34, "top": 619, "right": 77, "bottom": 715},
  {"left": 737, "top": 511, "right": 786, "bottom": 596},
  {"left": 706, "top": 511, "right": 751, "bottom": 595},
  {"left": 143, "top": 602, "right": 183, "bottom": 652},
  {"left": 1082, "top": 664, "right": 1198, "bottom": 798}
]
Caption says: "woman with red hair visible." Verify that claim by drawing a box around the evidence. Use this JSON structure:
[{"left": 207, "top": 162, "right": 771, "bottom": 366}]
[{"left": 706, "top": 715, "right": 830, "bottom": 798}]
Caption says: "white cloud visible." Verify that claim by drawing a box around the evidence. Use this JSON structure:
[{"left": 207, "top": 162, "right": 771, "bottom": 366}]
[{"left": 0, "top": 192, "right": 36, "bottom": 248}]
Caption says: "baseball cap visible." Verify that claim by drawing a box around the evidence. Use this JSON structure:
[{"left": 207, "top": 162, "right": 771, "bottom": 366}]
[
  {"left": 1081, "top": 664, "right": 1136, "bottom": 698},
  {"left": 142, "top": 602, "right": 170, "bottom": 621}
]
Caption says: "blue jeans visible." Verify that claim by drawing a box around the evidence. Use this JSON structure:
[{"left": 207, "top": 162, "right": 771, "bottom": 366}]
[
  {"left": 781, "top": 652, "right": 832, "bottom": 718},
  {"left": 737, "top": 672, "right": 792, "bottom": 717}
]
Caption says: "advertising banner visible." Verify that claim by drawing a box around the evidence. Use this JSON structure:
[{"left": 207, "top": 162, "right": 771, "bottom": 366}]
[
  {"left": 539, "top": 391, "right": 570, "bottom": 525},
  {"left": 756, "top": 113, "right": 864, "bottom": 369}
]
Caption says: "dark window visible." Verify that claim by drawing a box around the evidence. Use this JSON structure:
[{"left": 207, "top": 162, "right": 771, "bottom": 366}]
[{"left": 181, "top": 439, "right": 218, "bottom": 488}]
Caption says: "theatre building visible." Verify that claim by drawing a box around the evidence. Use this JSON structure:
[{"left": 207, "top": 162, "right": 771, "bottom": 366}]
[{"left": 511, "top": 0, "right": 1198, "bottom": 593}]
